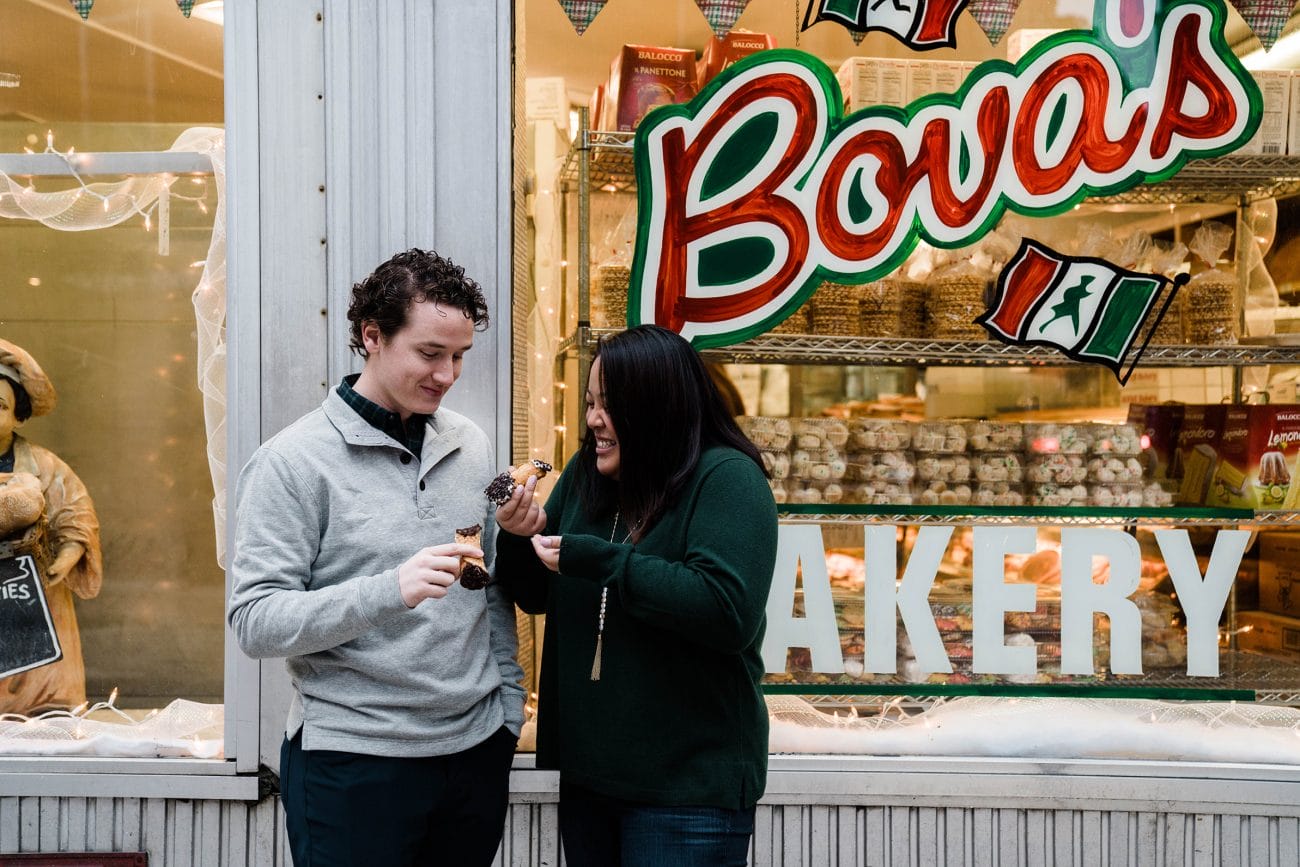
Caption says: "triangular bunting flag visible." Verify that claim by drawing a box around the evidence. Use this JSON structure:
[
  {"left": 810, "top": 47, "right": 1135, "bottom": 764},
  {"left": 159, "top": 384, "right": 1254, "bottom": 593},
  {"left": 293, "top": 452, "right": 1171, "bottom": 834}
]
[
  {"left": 694, "top": 0, "right": 754, "bottom": 38},
  {"left": 1230, "top": 0, "right": 1293, "bottom": 51},
  {"left": 556, "top": 0, "right": 609, "bottom": 35},
  {"left": 177, "top": 0, "right": 195, "bottom": 17},
  {"left": 69, "top": 0, "right": 93, "bottom": 19},
  {"left": 966, "top": 0, "right": 1021, "bottom": 45},
  {"left": 848, "top": 29, "right": 868, "bottom": 45}
]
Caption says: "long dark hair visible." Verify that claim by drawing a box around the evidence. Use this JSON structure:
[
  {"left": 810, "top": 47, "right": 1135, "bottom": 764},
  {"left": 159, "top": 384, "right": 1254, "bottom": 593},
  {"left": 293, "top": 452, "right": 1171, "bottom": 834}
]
[{"left": 578, "top": 325, "right": 766, "bottom": 539}]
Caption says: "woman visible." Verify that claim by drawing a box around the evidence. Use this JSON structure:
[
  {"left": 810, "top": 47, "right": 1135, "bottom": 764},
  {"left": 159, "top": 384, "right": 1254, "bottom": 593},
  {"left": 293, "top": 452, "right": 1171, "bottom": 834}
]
[{"left": 494, "top": 324, "right": 777, "bottom": 866}]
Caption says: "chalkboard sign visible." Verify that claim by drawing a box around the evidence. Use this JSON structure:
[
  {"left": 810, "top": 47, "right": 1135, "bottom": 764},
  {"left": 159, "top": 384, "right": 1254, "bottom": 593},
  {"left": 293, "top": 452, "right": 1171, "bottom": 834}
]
[{"left": 0, "top": 553, "right": 61, "bottom": 680}]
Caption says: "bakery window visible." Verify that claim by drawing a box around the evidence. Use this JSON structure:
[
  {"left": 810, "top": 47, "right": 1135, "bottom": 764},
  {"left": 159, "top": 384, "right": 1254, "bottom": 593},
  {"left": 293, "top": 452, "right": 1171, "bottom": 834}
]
[
  {"left": 0, "top": 3, "right": 225, "bottom": 758},
  {"left": 513, "top": 0, "right": 1300, "bottom": 763}
]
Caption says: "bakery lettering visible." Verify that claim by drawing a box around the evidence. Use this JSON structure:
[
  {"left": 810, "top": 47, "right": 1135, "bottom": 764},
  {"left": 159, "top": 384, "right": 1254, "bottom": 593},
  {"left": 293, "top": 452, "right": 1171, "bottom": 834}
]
[
  {"left": 629, "top": 0, "right": 1259, "bottom": 347},
  {"left": 765, "top": 525, "right": 1251, "bottom": 679}
]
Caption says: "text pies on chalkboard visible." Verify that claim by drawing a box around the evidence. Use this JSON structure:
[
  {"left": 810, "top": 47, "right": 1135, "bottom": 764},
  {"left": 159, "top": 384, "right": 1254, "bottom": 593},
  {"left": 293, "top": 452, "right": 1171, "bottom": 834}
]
[{"left": 0, "top": 553, "right": 62, "bottom": 680}]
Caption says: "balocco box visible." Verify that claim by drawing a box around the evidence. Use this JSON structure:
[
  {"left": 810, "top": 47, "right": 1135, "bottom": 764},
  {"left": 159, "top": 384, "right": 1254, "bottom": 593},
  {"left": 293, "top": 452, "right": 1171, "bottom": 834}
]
[
  {"left": 1250, "top": 405, "right": 1300, "bottom": 509},
  {"left": 1126, "top": 402, "right": 1185, "bottom": 481},
  {"left": 604, "top": 45, "right": 698, "bottom": 132},
  {"left": 1258, "top": 532, "right": 1300, "bottom": 617},
  {"left": 1171, "top": 404, "right": 1226, "bottom": 505},
  {"left": 1209, "top": 405, "right": 1254, "bottom": 508},
  {"left": 1207, "top": 405, "right": 1300, "bottom": 509},
  {"left": 697, "top": 30, "right": 776, "bottom": 89}
]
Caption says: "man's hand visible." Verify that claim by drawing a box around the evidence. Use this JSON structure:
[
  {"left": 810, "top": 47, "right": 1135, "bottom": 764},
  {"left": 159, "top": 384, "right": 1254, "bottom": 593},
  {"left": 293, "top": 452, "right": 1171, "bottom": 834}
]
[
  {"left": 529, "top": 535, "right": 562, "bottom": 572},
  {"left": 495, "top": 472, "right": 547, "bottom": 537},
  {"left": 398, "top": 543, "right": 482, "bottom": 608}
]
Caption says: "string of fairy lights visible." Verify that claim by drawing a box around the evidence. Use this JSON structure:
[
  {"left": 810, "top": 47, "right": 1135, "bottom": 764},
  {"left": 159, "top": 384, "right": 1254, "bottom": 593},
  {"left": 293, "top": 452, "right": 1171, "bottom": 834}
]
[{"left": 1, "top": 131, "right": 213, "bottom": 255}]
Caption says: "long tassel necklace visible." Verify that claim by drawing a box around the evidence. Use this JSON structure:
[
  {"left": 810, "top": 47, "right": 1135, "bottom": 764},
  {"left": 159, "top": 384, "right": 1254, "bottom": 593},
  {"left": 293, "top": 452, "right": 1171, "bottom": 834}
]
[{"left": 591, "top": 509, "right": 632, "bottom": 681}]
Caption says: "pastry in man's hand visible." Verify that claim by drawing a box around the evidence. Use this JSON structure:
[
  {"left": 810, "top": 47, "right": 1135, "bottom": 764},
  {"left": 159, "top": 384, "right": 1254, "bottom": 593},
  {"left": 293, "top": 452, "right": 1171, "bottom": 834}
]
[
  {"left": 455, "top": 524, "right": 491, "bottom": 590},
  {"left": 484, "top": 459, "right": 553, "bottom": 506}
]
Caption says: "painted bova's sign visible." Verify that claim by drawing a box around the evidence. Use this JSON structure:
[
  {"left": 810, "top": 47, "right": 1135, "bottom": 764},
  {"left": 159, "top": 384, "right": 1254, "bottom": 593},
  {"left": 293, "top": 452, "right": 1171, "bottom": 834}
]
[{"left": 628, "top": 0, "right": 1261, "bottom": 348}]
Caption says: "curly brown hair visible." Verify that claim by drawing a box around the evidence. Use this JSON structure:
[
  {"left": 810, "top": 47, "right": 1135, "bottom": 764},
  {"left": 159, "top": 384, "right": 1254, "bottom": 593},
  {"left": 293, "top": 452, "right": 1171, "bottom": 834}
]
[{"left": 347, "top": 249, "right": 490, "bottom": 357}]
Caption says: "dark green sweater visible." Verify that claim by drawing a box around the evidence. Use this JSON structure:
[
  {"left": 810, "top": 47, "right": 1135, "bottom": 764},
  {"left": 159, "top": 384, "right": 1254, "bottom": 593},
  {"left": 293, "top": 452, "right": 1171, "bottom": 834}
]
[{"left": 495, "top": 446, "right": 778, "bottom": 809}]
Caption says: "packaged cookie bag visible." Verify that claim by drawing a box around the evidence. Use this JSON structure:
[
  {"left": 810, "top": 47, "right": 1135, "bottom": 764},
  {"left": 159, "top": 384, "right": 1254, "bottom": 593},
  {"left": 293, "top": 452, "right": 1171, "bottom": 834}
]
[
  {"left": 1144, "top": 241, "right": 1190, "bottom": 344},
  {"left": 928, "top": 245, "right": 990, "bottom": 341},
  {"left": 592, "top": 212, "right": 634, "bottom": 328},
  {"left": 810, "top": 280, "right": 862, "bottom": 336},
  {"left": 1185, "top": 222, "right": 1238, "bottom": 345}
]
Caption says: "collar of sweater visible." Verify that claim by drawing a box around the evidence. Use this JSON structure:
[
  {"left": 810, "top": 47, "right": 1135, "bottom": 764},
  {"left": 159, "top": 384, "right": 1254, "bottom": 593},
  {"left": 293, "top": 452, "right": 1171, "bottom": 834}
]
[{"left": 322, "top": 389, "right": 464, "bottom": 470}]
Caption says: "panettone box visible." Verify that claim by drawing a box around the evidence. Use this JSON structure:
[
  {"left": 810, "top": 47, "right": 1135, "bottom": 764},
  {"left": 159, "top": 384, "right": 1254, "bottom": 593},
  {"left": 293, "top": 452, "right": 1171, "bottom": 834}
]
[
  {"left": 1258, "top": 532, "right": 1300, "bottom": 617},
  {"left": 589, "top": 83, "right": 605, "bottom": 131},
  {"left": 603, "top": 44, "right": 698, "bottom": 132},
  {"left": 1207, "top": 405, "right": 1300, "bottom": 509},
  {"left": 696, "top": 30, "right": 776, "bottom": 89},
  {"left": 1126, "top": 402, "right": 1185, "bottom": 481},
  {"left": 1236, "top": 609, "right": 1300, "bottom": 659},
  {"left": 1171, "top": 404, "right": 1227, "bottom": 505}
]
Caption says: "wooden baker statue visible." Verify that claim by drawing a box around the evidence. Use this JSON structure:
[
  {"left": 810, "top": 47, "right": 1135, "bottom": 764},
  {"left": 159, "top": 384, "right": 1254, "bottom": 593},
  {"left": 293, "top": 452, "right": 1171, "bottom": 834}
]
[{"left": 0, "top": 339, "right": 102, "bottom": 714}]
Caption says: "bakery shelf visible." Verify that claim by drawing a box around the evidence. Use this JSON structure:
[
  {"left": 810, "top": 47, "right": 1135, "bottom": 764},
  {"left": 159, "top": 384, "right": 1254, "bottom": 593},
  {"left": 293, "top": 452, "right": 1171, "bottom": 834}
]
[
  {"left": 763, "top": 682, "right": 1255, "bottom": 702},
  {"left": 763, "top": 652, "right": 1300, "bottom": 704},
  {"left": 560, "top": 132, "right": 1300, "bottom": 204},
  {"left": 775, "top": 504, "right": 1300, "bottom": 527},
  {"left": 558, "top": 328, "right": 1300, "bottom": 368},
  {"left": 560, "top": 129, "right": 636, "bottom": 193}
]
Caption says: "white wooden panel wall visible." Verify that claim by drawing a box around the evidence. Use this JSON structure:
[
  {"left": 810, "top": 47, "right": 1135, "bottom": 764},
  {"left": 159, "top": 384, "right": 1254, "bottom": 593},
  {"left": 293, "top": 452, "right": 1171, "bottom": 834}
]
[
  {"left": 10, "top": 797, "right": 1300, "bottom": 866},
  {"left": 321, "top": 0, "right": 513, "bottom": 443},
  {"left": 747, "top": 806, "right": 1300, "bottom": 866}
]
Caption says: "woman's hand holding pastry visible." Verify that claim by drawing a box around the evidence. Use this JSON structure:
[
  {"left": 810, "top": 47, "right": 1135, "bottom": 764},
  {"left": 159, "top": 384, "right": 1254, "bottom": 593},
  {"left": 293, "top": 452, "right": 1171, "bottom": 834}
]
[
  {"left": 530, "top": 534, "right": 562, "bottom": 572},
  {"left": 398, "top": 542, "right": 481, "bottom": 608},
  {"left": 496, "top": 473, "right": 547, "bottom": 536}
]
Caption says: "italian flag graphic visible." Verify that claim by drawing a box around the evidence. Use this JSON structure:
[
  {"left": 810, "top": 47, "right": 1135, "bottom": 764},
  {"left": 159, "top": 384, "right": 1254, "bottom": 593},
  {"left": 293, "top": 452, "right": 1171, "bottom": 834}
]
[
  {"left": 801, "top": 0, "right": 969, "bottom": 49},
  {"left": 977, "top": 239, "right": 1187, "bottom": 384}
]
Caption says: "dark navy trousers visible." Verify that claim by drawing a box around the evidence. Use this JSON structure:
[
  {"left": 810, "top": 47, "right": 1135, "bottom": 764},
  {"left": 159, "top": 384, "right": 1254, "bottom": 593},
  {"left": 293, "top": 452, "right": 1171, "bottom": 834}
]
[{"left": 280, "top": 726, "right": 517, "bottom": 867}]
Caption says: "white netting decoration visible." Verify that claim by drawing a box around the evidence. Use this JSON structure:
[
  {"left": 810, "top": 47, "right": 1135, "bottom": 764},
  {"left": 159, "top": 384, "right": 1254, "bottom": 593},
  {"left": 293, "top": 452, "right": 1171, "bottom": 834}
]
[
  {"left": 768, "top": 695, "right": 1300, "bottom": 765},
  {"left": 0, "top": 693, "right": 222, "bottom": 758},
  {"left": 0, "top": 127, "right": 228, "bottom": 567}
]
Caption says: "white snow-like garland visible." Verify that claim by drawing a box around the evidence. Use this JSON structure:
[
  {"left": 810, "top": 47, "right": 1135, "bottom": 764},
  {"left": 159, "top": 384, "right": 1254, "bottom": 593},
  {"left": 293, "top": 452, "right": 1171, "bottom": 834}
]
[{"left": 769, "top": 695, "right": 1300, "bottom": 764}]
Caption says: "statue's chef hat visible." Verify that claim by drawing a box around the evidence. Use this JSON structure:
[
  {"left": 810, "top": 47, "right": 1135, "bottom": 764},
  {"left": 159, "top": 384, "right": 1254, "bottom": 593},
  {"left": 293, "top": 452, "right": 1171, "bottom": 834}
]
[{"left": 0, "top": 339, "right": 57, "bottom": 418}]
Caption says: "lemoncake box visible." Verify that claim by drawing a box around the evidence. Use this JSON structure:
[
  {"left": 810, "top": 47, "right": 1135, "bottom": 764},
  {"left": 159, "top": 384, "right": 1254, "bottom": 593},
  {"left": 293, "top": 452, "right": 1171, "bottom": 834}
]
[{"left": 1208, "top": 405, "right": 1300, "bottom": 510}]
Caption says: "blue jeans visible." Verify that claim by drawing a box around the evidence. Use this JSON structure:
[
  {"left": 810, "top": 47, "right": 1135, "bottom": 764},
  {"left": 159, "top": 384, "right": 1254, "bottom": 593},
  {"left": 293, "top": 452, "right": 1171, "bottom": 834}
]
[{"left": 559, "top": 781, "right": 755, "bottom": 867}]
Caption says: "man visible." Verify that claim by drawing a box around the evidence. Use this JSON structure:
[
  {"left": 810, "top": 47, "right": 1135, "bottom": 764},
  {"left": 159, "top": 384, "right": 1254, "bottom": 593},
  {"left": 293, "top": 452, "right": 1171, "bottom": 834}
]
[{"left": 228, "top": 249, "right": 525, "bottom": 866}]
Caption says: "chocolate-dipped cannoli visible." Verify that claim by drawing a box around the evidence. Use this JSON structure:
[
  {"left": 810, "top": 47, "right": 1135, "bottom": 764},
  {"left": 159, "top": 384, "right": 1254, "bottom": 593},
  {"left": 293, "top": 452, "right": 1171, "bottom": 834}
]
[
  {"left": 484, "top": 459, "right": 553, "bottom": 506},
  {"left": 455, "top": 524, "right": 491, "bottom": 590}
]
